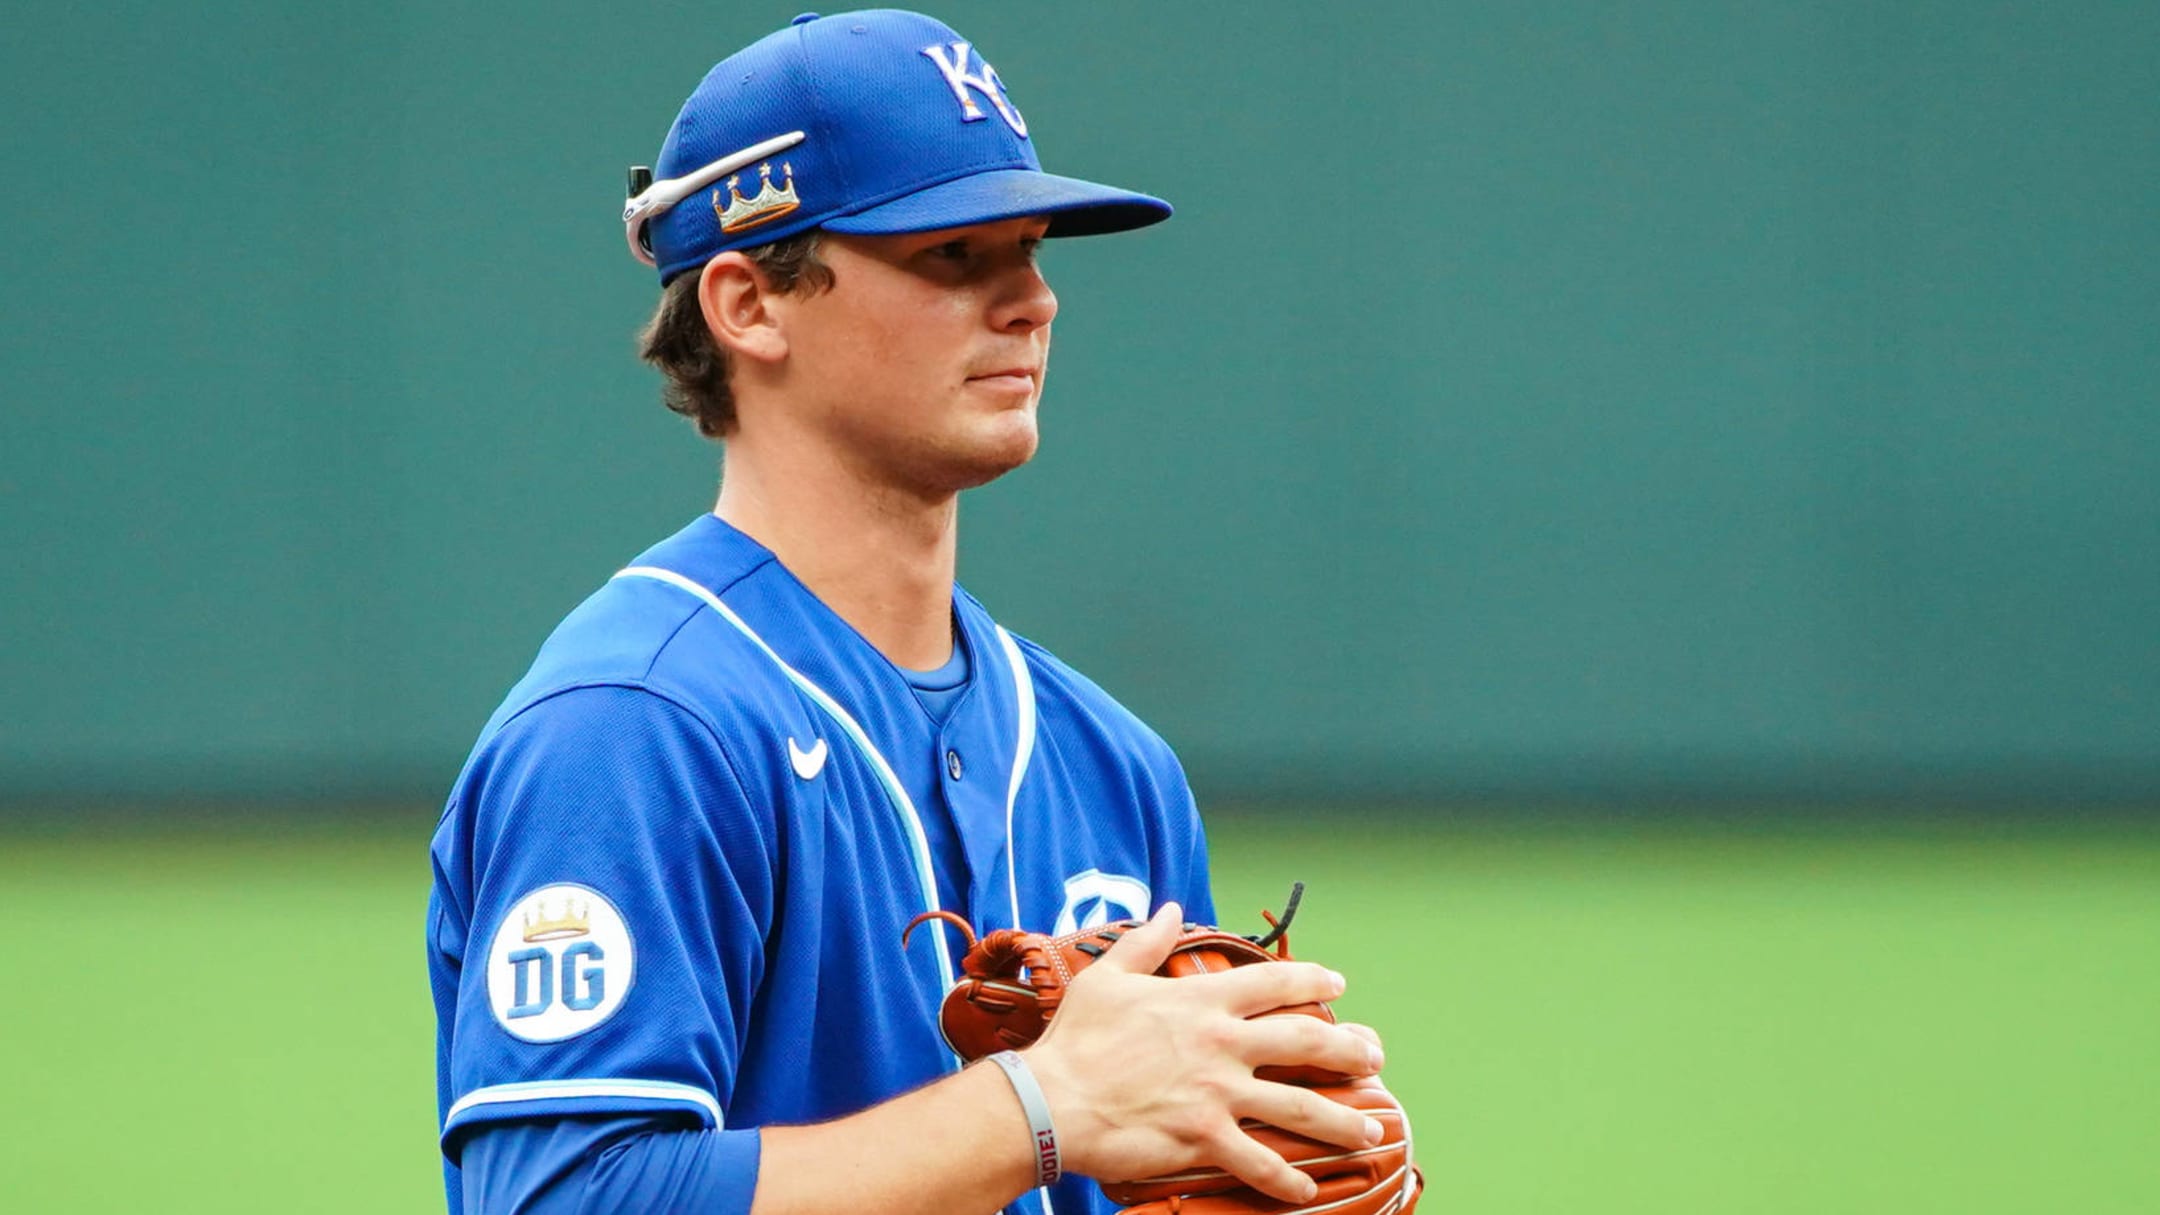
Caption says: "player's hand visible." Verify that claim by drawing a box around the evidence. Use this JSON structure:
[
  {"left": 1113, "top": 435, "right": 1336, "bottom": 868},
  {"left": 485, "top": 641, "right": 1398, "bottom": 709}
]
[{"left": 1020, "top": 903, "right": 1388, "bottom": 1205}]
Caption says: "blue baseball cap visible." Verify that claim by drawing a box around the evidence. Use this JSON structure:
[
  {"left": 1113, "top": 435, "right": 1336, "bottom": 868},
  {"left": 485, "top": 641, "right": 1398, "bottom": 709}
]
[{"left": 623, "top": 9, "right": 1173, "bottom": 282}]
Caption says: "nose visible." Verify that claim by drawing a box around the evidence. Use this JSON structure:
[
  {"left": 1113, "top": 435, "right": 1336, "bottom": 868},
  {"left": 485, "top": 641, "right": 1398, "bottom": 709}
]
[{"left": 991, "top": 259, "right": 1058, "bottom": 334}]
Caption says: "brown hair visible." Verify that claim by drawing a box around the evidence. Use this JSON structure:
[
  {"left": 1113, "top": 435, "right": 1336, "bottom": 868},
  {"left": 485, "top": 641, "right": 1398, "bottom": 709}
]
[{"left": 636, "top": 231, "right": 834, "bottom": 438}]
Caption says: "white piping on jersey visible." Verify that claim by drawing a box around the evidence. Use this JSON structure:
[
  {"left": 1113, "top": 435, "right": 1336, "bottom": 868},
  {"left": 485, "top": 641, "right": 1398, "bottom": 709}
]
[
  {"left": 612, "top": 565, "right": 957, "bottom": 992},
  {"left": 444, "top": 1078, "right": 722, "bottom": 1130},
  {"left": 992, "top": 626, "right": 1037, "bottom": 935},
  {"left": 990, "top": 625, "right": 1052, "bottom": 1215}
]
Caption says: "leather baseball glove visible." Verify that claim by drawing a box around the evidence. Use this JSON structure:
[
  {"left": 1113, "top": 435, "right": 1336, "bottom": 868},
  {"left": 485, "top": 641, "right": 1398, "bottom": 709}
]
[{"left": 904, "top": 887, "right": 1423, "bottom": 1214}]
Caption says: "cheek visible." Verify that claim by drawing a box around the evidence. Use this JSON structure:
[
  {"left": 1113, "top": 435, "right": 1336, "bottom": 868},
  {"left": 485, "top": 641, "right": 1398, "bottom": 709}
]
[
  {"left": 886, "top": 349, "right": 981, "bottom": 419},
  {"left": 819, "top": 294, "right": 965, "bottom": 396}
]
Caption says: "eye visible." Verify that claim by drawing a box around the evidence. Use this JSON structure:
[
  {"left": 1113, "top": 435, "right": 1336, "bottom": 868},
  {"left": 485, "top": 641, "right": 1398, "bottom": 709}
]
[{"left": 932, "top": 239, "right": 973, "bottom": 262}]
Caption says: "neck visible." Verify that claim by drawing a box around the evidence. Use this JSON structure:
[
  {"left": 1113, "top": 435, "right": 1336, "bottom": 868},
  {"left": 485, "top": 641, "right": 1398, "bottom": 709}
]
[{"left": 714, "top": 435, "right": 958, "bottom": 671}]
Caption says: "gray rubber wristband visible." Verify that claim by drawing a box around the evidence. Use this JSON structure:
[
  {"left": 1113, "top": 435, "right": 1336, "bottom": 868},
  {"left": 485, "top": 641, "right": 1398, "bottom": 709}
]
[{"left": 986, "top": 1050, "right": 1061, "bottom": 1187}]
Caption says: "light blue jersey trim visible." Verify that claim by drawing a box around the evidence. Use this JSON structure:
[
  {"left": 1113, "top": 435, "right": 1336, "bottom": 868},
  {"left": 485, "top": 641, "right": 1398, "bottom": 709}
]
[
  {"left": 444, "top": 1078, "right": 723, "bottom": 1131},
  {"left": 993, "top": 625, "right": 1052, "bottom": 1215},
  {"left": 993, "top": 626, "right": 1036, "bottom": 934},
  {"left": 611, "top": 565, "right": 958, "bottom": 992}
]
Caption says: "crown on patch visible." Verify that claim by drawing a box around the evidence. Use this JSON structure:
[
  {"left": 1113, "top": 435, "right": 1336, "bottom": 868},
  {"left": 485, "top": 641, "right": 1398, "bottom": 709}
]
[
  {"left": 521, "top": 896, "right": 592, "bottom": 942},
  {"left": 714, "top": 161, "right": 801, "bottom": 234}
]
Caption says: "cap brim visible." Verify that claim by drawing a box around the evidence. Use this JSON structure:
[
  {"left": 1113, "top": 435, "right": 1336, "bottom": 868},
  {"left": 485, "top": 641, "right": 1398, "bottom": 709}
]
[{"left": 821, "top": 168, "right": 1171, "bottom": 238}]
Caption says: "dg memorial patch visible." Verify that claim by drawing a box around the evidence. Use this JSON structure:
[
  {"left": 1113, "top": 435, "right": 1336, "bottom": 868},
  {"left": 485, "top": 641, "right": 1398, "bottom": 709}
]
[{"left": 486, "top": 883, "right": 634, "bottom": 1042}]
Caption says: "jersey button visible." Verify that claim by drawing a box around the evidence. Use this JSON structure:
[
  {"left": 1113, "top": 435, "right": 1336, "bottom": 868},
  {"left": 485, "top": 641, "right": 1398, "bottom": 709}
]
[{"left": 945, "top": 749, "right": 964, "bottom": 781}]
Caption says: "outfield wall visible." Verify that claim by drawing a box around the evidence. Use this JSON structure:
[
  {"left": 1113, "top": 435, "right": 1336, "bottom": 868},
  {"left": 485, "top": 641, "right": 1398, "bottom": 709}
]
[{"left": 4, "top": 2, "right": 2155, "bottom": 806}]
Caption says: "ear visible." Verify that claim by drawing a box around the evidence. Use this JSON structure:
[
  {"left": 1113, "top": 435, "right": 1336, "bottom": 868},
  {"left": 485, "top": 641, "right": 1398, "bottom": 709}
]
[{"left": 697, "top": 252, "right": 789, "bottom": 366}]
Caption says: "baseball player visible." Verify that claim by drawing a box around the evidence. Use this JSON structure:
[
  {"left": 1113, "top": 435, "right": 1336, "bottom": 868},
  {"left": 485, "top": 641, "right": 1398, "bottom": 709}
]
[{"left": 427, "top": 11, "right": 1389, "bottom": 1214}]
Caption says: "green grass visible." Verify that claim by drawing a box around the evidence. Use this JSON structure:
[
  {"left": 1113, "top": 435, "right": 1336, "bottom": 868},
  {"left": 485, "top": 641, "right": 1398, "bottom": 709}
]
[{"left": 3, "top": 815, "right": 2156, "bottom": 1212}]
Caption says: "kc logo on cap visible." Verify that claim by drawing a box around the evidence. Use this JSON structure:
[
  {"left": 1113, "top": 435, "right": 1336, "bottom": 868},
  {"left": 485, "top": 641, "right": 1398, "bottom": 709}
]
[{"left": 920, "top": 41, "right": 1027, "bottom": 137}]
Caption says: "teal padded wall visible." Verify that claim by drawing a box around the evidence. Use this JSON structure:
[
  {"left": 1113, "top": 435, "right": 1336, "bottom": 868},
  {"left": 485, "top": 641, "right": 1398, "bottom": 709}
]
[{"left": 4, "top": 2, "right": 2155, "bottom": 804}]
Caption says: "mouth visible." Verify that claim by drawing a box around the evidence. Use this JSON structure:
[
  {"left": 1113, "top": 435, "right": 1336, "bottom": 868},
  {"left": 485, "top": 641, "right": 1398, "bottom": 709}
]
[{"left": 966, "top": 366, "right": 1040, "bottom": 395}]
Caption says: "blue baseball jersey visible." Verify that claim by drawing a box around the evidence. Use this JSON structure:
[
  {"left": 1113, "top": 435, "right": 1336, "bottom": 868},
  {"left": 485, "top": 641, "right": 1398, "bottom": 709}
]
[{"left": 427, "top": 514, "right": 1215, "bottom": 1213}]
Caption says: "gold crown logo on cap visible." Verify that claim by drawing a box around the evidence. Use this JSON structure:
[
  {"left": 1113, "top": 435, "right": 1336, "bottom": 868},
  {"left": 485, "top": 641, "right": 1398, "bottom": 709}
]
[
  {"left": 521, "top": 896, "right": 593, "bottom": 943},
  {"left": 714, "top": 161, "right": 802, "bottom": 234}
]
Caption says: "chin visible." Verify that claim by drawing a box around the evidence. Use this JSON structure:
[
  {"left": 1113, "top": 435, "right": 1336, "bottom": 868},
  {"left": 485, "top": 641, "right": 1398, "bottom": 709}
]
[
  {"left": 934, "top": 415, "right": 1040, "bottom": 492},
  {"left": 952, "top": 432, "right": 1040, "bottom": 490}
]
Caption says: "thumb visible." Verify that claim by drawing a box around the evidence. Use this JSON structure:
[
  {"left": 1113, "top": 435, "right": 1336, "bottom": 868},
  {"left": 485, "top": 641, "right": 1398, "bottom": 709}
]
[{"left": 1096, "top": 901, "right": 1183, "bottom": 975}]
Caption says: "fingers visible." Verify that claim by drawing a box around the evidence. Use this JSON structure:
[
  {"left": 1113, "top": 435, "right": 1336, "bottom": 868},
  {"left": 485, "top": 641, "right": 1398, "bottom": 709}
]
[
  {"left": 1239, "top": 1014, "right": 1384, "bottom": 1079},
  {"left": 1206, "top": 1123, "right": 1320, "bottom": 1205},
  {"left": 1095, "top": 901, "right": 1183, "bottom": 975},
  {"left": 1189, "top": 958, "right": 1347, "bottom": 1015},
  {"left": 1236, "top": 1080, "right": 1387, "bottom": 1153},
  {"left": 1338, "top": 1021, "right": 1385, "bottom": 1053}
]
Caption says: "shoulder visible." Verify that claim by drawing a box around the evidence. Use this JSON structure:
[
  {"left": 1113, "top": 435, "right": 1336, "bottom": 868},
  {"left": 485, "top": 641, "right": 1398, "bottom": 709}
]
[
  {"left": 456, "top": 530, "right": 828, "bottom": 833},
  {"left": 989, "top": 616, "right": 1189, "bottom": 791},
  {"left": 1010, "top": 632, "right": 1169, "bottom": 743},
  {"left": 483, "top": 543, "right": 809, "bottom": 753}
]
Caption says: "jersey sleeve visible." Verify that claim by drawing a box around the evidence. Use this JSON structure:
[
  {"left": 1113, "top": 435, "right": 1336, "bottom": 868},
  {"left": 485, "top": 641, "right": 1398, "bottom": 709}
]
[
  {"left": 457, "top": 1116, "right": 763, "bottom": 1215},
  {"left": 429, "top": 683, "right": 776, "bottom": 1156}
]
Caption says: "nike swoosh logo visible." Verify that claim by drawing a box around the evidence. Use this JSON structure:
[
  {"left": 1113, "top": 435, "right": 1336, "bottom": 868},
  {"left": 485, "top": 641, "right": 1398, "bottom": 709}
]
[{"left": 788, "top": 736, "right": 829, "bottom": 780}]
